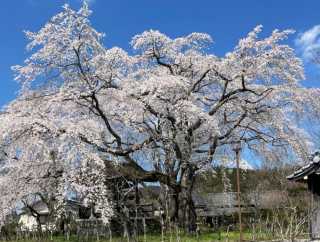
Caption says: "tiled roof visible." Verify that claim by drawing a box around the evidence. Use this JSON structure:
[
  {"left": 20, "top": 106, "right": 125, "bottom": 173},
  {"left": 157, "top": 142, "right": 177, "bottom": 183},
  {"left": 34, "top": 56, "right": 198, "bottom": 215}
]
[{"left": 287, "top": 152, "right": 320, "bottom": 181}]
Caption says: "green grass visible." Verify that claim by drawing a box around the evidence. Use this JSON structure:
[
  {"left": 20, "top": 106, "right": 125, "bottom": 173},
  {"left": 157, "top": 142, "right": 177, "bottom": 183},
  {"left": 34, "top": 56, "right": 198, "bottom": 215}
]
[
  {"left": 0, "top": 231, "right": 279, "bottom": 242},
  {"left": 0, "top": 229, "right": 310, "bottom": 242}
]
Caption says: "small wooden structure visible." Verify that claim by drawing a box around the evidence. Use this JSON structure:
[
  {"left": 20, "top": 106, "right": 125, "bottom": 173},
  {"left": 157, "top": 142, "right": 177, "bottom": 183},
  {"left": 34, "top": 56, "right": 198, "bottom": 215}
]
[
  {"left": 193, "top": 190, "right": 292, "bottom": 229},
  {"left": 194, "top": 192, "right": 256, "bottom": 217},
  {"left": 75, "top": 218, "right": 108, "bottom": 241},
  {"left": 287, "top": 151, "right": 320, "bottom": 240}
]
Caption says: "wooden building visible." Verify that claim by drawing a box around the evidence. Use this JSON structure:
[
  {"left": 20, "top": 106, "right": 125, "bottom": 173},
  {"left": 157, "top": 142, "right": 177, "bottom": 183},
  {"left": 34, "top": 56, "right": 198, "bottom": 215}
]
[
  {"left": 287, "top": 151, "right": 320, "bottom": 240},
  {"left": 193, "top": 190, "right": 289, "bottom": 229},
  {"left": 18, "top": 199, "right": 99, "bottom": 232}
]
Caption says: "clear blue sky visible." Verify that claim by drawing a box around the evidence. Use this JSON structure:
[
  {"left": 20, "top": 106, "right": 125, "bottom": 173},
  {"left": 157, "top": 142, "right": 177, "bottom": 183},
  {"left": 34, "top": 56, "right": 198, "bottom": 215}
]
[{"left": 1, "top": 0, "right": 320, "bottom": 107}]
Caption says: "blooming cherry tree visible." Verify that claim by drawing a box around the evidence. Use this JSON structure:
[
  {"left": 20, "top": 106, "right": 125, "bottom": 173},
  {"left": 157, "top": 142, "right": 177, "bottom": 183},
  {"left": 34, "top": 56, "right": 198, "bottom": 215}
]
[{"left": 0, "top": 3, "right": 319, "bottom": 232}]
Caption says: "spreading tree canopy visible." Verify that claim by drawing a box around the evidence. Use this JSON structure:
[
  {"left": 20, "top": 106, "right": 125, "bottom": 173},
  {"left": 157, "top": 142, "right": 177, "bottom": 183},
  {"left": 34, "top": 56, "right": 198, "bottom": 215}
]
[{"left": 1, "top": 3, "right": 320, "bottom": 229}]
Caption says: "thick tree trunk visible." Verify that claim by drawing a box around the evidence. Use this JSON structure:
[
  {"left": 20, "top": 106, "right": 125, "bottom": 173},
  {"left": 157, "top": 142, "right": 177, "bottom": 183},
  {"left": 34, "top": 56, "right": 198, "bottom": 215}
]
[
  {"left": 165, "top": 186, "right": 180, "bottom": 223},
  {"left": 177, "top": 185, "right": 197, "bottom": 233},
  {"left": 116, "top": 156, "right": 198, "bottom": 233},
  {"left": 178, "top": 166, "right": 197, "bottom": 233},
  {"left": 161, "top": 170, "right": 197, "bottom": 233},
  {"left": 164, "top": 185, "right": 197, "bottom": 233}
]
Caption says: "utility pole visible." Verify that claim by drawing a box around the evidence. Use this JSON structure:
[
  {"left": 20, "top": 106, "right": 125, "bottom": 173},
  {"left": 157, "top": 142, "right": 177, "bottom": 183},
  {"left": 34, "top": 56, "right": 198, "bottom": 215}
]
[{"left": 234, "top": 142, "right": 243, "bottom": 242}]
